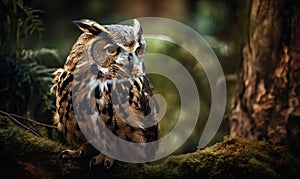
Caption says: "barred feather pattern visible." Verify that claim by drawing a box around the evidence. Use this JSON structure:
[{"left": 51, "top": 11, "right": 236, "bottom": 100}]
[{"left": 51, "top": 21, "right": 160, "bottom": 165}]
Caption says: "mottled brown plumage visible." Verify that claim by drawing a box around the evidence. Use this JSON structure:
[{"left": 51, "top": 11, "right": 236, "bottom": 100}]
[{"left": 51, "top": 19, "right": 160, "bottom": 170}]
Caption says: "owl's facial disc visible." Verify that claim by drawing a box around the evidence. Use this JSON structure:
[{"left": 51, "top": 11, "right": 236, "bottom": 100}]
[{"left": 89, "top": 20, "right": 145, "bottom": 78}]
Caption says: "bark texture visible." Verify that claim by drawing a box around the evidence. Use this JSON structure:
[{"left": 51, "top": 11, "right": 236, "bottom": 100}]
[{"left": 228, "top": 0, "right": 300, "bottom": 157}]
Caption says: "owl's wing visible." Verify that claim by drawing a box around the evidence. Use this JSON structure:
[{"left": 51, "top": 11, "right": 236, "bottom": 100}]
[
  {"left": 95, "top": 75, "right": 160, "bottom": 141},
  {"left": 131, "top": 76, "right": 160, "bottom": 142},
  {"left": 114, "top": 76, "right": 159, "bottom": 136},
  {"left": 51, "top": 68, "right": 87, "bottom": 146},
  {"left": 92, "top": 75, "right": 160, "bottom": 160}
]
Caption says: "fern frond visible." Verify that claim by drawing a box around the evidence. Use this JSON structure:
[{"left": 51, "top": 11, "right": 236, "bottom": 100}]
[
  {"left": 0, "top": 0, "right": 45, "bottom": 51},
  {"left": 13, "top": 0, "right": 45, "bottom": 37},
  {"left": 0, "top": 54, "right": 31, "bottom": 114},
  {"left": 0, "top": 48, "right": 57, "bottom": 115},
  {"left": 21, "top": 48, "right": 59, "bottom": 62}
]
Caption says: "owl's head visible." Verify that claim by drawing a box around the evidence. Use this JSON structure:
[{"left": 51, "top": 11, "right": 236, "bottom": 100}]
[{"left": 74, "top": 19, "right": 145, "bottom": 79}]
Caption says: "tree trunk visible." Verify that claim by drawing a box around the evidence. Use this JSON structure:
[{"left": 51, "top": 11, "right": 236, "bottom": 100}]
[{"left": 228, "top": 0, "right": 300, "bottom": 157}]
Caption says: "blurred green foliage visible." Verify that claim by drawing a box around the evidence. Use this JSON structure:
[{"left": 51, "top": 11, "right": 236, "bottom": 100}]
[
  {"left": 0, "top": 0, "right": 58, "bottom": 123},
  {"left": 0, "top": 0, "right": 44, "bottom": 52},
  {"left": 146, "top": 38, "right": 212, "bottom": 153},
  {"left": 0, "top": 0, "right": 250, "bottom": 153}
]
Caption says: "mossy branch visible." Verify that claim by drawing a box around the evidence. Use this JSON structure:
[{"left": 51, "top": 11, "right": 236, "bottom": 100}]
[{"left": 0, "top": 119, "right": 300, "bottom": 178}]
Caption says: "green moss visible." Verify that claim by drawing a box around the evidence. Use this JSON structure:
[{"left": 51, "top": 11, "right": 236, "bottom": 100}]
[
  {"left": 0, "top": 121, "right": 86, "bottom": 178},
  {"left": 109, "top": 137, "right": 300, "bottom": 178},
  {"left": 1, "top": 121, "right": 300, "bottom": 178}
]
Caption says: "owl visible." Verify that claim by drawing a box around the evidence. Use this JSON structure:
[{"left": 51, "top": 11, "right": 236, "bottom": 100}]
[{"left": 51, "top": 19, "right": 160, "bottom": 170}]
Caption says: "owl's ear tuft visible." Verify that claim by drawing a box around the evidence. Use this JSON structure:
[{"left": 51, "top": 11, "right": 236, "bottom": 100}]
[
  {"left": 73, "top": 19, "right": 109, "bottom": 35},
  {"left": 133, "top": 19, "right": 143, "bottom": 37}
]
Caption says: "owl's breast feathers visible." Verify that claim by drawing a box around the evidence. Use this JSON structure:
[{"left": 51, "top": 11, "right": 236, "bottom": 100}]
[
  {"left": 51, "top": 64, "right": 160, "bottom": 148},
  {"left": 94, "top": 76, "right": 160, "bottom": 143}
]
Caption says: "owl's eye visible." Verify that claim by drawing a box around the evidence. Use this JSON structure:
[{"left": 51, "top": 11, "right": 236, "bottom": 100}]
[
  {"left": 135, "top": 47, "right": 140, "bottom": 54},
  {"left": 135, "top": 43, "right": 142, "bottom": 54},
  {"left": 105, "top": 46, "right": 119, "bottom": 56}
]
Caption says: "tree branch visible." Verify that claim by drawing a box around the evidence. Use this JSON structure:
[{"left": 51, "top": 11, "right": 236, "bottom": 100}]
[{"left": 0, "top": 118, "right": 299, "bottom": 178}]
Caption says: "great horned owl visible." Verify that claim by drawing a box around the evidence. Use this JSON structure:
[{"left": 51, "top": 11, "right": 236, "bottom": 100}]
[{"left": 51, "top": 19, "right": 160, "bottom": 170}]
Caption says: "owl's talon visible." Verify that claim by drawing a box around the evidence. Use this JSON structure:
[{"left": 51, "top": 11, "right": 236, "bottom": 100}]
[
  {"left": 104, "top": 159, "right": 111, "bottom": 170},
  {"left": 57, "top": 150, "right": 69, "bottom": 159},
  {"left": 77, "top": 150, "right": 83, "bottom": 158},
  {"left": 104, "top": 157, "right": 114, "bottom": 170},
  {"left": 57, "top": 149, "right": 81, "bottom": 159},
  {"left": 89, "top": 157, "right": 96, "bottom": 172}
]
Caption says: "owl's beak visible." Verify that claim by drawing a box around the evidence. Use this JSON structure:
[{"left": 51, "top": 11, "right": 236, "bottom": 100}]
[
  {"left": 132, "top": 53, "right": 139, "bottom": 64},
  {"left": 117, "top": 53, "right": 144, "bottom": 76},
  {"left": 120, "top": 53, "right": 135, "bottom": 72}
]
